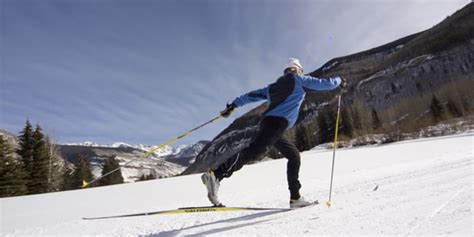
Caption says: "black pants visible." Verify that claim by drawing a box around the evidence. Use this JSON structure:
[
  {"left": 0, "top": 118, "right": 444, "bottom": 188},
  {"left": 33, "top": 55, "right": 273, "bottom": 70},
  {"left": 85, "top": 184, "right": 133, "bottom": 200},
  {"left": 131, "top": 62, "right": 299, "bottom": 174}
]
[{"left": 214, "top": 116, "right": 302, "bottom": 200}]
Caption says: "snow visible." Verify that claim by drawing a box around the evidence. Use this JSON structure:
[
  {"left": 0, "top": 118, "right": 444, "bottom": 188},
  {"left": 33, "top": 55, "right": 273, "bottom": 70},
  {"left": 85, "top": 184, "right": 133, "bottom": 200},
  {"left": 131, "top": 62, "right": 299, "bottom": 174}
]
[
  {"left": 357, "top": 54, "right": 435, "bottom": 89},
  {"left": 1, "top": 133, "right": 473, "bottom": 236},
  {"left": 322, "top": 61, "right": 339, "bottom": 72},
  {"left": 63, "top": 141, "right": 204, "bottom": 159}
]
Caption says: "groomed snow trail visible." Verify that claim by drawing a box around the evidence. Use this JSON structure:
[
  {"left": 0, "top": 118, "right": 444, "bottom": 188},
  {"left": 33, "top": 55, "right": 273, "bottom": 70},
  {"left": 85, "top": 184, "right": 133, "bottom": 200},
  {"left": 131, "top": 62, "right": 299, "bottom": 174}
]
[{"left": 1, "top": 133, "right": 472, "bottom": 236}]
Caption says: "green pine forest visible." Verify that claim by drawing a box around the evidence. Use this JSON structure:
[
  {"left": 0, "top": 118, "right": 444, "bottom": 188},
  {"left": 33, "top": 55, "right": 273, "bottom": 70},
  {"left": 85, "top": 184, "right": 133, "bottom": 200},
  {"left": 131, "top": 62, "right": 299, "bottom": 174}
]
[{"left": 0, "top": 120, "right": 124, "bottom": 198}]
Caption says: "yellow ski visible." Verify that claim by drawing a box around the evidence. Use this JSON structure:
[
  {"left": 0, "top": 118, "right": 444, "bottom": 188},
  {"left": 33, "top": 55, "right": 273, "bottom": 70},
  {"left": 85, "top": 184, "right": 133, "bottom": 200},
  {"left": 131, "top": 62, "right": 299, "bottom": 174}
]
[{"left": 83, "top": 205, "right": 293, "bottom": 220}]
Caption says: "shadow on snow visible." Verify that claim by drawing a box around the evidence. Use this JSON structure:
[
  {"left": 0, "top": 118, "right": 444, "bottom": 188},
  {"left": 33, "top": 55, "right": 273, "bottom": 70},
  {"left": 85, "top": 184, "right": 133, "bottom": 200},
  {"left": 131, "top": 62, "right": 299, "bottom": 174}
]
[{"left": 149, "top": 209, "right": 292, "bottom": 236}]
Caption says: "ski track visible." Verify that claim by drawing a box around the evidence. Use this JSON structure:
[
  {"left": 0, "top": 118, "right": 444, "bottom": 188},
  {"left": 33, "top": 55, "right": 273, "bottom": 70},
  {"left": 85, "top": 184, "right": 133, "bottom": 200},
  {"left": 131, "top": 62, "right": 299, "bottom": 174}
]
[{"left": 1, "top": 133, "right": 473, "bottom": 236}]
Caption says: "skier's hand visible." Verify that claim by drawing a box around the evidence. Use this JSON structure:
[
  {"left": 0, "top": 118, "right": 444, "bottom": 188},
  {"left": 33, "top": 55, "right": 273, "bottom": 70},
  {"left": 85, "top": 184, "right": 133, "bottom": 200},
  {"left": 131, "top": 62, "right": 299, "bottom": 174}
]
[{"left": 220, "top": 103, "right": 236, "bottom": 118}]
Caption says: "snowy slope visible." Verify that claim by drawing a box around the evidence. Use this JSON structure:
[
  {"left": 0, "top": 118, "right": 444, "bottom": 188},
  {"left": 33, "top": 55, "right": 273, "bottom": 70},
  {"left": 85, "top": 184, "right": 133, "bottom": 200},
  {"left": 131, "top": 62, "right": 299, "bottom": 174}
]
[
  {"left": 1, "top": 133, "right": 472, "bottom": 236},
  {"left": 63, "top": 141, "right": 207, "bottom": 159}
]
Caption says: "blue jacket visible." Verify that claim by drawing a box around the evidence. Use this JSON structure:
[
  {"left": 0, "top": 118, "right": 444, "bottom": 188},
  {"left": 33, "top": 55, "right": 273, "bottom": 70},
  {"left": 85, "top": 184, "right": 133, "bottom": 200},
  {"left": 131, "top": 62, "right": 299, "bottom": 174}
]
[{"left": 232, "top": 73, "right": 341, "bottom": 128}]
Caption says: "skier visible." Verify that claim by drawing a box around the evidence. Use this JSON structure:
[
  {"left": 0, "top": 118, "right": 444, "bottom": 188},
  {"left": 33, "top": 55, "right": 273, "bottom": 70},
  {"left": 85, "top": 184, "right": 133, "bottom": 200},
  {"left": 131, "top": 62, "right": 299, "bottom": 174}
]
[{"left": 202, "top": 58, "right": 346, "bottom": 208}]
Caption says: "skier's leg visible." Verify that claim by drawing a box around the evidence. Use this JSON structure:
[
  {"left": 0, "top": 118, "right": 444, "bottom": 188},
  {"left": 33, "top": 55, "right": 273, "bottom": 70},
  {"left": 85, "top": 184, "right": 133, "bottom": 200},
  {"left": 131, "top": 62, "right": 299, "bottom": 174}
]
[
  {"left": 214, "top": 116, "right": 288, "bottom": 180},
  {"left": 273, "top": 137, "right": 301, "bottom": 200}
]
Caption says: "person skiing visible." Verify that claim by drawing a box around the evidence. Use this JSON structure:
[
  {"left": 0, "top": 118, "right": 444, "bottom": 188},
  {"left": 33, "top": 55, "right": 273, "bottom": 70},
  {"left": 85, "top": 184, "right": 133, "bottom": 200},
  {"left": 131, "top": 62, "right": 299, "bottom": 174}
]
[{"left": 202, "top": 58, "right": 346, "bottom": 208}]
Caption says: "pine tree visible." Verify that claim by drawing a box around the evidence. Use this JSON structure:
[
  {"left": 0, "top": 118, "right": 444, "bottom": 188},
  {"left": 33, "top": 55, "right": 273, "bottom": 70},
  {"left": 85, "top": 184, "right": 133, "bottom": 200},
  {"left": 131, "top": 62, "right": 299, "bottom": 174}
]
[
  {"left": 71, "top": 154, "right": 94, "bottom": 189},
  {"left": 318, "top": 108, "right": 336, "bottom": 144},
  {"left": 0, "top": 135, "right": 28, "bottom": 197},
  {"left": 340, "top": 108, "right": 354, "bottom": 138},
  {"left": 28, "top": 125, "right": 49, "bottom": 194},
  {"left": 43, "top": 137, "right": 63, "bottom": 192},
  {"left": 305, "top": 121, "right": 318, "bottom": 149},
  {"left": 138, "top": 173, "right": 156, "bottom": 182},
  {"left": 447, "top": 99, "right": 462, "bottom": 118},
  {"left": 430, "top": 95, "right": 444, "bottom": 122},
  {"left": 295, "top": 125, "right": 311, "bottom": 151},
  {"left": 15, "top": 121, "right": 64, "bottom": 194},
  {"left": 17, "top": 120, "right": 34, "bottom": 190},
  {"left": 371, "top": 108, "right": 382, "bottom": 130},
  {"left": 351, "top": 108, "right": 362, "bottom": 130},
  {"left": 62, "top": 164, "right": 75, "bottom": 191},
  {"left": 317, "top": 112, "right": 330, "bottom": 144},
  {"left": 98, "top": 156, "right": 124, "bottom": 186}
]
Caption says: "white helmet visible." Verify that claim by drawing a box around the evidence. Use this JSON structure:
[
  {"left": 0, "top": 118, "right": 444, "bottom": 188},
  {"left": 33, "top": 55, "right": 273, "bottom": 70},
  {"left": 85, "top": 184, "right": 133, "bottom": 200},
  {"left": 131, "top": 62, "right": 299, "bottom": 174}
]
[{"left": 284, "top": 58, "right": 304, "bottom": 72}]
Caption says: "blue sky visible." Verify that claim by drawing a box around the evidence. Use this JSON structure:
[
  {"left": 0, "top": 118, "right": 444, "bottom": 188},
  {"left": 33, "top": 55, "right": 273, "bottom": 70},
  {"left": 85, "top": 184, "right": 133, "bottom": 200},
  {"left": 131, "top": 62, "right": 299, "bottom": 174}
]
[{"left": 1, "top": 0, "right": 470, "bottom": 145}]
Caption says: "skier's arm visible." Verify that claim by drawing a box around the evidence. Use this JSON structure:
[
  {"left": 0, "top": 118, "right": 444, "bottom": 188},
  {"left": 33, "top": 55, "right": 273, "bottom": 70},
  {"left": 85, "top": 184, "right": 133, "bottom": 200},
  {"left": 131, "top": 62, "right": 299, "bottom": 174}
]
[
  {"left": 231, "top": 87, "right": 269, "bottom": 107},
  {"left": 298, "top": 74, "right": 341, "bottom": 91}
]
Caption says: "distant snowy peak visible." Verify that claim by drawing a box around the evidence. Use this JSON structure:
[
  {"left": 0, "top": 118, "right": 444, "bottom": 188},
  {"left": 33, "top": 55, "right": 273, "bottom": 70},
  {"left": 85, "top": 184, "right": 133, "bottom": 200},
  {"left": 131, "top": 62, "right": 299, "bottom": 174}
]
[
  {"left": 132, "top": 141, "right": 209, "bottom": 159},
  {"left": 65, "top": 141, "right": 101, "bottom": 147},
  {"left": 110, "top": 142, "right": 133, "bottom": 148},
  {"left": 164, "top": 141, "right": 208, "bottom": 159},
  {"left": 62, "top": 140, "right": 209, "bottom": 158}
]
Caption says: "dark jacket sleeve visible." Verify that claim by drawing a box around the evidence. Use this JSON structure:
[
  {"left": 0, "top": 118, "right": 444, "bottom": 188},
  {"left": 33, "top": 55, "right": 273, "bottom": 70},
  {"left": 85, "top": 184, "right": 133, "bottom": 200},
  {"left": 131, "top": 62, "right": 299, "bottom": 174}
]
[{"left": 232, "top": 87, "right": 269, "bottom": 107}]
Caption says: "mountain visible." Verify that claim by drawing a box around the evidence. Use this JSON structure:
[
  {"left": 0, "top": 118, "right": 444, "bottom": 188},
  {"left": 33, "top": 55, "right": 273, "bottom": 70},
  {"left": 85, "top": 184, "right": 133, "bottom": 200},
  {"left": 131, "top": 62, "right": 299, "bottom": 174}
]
[
  {"left": 2, "top": 133, "right": 472, "bottom": 235},
  {"left": 0, "top": 129, "right": 20, "bottom": 150},
  {"left": 1, "top": 126, "right": 208, "bottom": 183},
  {"left": 58, "top": 140, "right": 209, "bottom": 182},
  {"left": 183, "top": 3, "right": 474, "bottom": 175},
  {"left": 63, "top": 140, "right": 209, "bottom": 160},
  {"left": 161, "top": 141, "right": 210, "bottom": 166}
]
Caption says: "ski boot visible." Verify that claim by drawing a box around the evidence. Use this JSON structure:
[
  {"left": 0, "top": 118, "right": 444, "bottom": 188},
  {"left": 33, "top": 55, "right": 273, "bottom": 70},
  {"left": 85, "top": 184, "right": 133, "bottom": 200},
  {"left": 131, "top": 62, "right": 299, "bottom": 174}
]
[
  {"left": 201, "top": 171, "right": 223, "bottom": 207},
  {"left": 290, "top": 196, "right": 313, "bottom": 208}
]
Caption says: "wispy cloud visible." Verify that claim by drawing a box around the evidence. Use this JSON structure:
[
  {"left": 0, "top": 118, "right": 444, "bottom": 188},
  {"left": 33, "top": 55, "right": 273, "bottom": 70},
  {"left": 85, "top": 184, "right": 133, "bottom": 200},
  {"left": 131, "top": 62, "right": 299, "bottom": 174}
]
[{"left": 1, "top": 0, "right": 470, "bottom": 145}]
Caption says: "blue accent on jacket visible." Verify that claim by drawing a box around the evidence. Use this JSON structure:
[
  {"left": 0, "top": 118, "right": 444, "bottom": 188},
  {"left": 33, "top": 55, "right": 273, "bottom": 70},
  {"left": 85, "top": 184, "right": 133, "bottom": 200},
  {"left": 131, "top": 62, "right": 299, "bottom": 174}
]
[{"left": 232, "top": 73, "right": 341, "bottom": 128}]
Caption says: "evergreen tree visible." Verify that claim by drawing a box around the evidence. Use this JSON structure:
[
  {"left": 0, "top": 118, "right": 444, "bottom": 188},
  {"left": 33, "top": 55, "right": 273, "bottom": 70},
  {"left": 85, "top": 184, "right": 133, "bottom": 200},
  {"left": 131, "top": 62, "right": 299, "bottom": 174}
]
[
  {"left": 62, "top": 164, "right": 75, "bottom": 191},
  {"left": 317, "top": 113, "right": 330, "bottom": 144},
  {"left": 305, "top": 121, "right": 318, "bottom": 149},
  {"left": 98, "top": 156, "right": 124, "bottom": 186},
  {"left": 430, "top": 95, "right": 444, "bottom": 122},
  {"left": 43, "top": 137, "right": 63, "bottom": 192},
  {"left": 71, "top": 154, "right": 94, "bottom": 189},
  {"left": 447, "top": 99, "right": 462, "bottom": 118},
  {"left": 138, "top": 173, "right": 156, "bottom": 182},
  {"left": 0, "top": 135, "right": 28, "bottom": 197},
  {"left": 28, "top": 125, "right": 49, "bottom": 194},
  {"left": 17, "top": 120, "right": 34, "bottom": 189},
  {"left": 295, "top": 125, "right": 311, "bottom": 151},
  {"left": 14, "top": 121, "right": 64, "bottom": 194},
  {"left": 351, "top": 108, "right": 362, "bottom": 130},
  {"left": 318, "top": 109, "right": 336, "bottom": 144},
  {"left": 371, "top": 108, "right": 382, "bottom": 130},
  {"left": 340, "top": 108, "right": 354, "bottom": 138}
]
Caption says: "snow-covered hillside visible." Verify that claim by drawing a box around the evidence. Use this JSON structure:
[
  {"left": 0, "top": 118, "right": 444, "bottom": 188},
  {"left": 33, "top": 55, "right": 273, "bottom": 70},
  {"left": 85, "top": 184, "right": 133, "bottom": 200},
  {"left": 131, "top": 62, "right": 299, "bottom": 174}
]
[
  {"left": 63, "top": 141, "right": 208, "bottom": 159},
  {"left": 59, "top": 141, "right": 209, "bottom": 181},
  {"left": 1, "top": 133, "right": 472, "bottom": 236}
]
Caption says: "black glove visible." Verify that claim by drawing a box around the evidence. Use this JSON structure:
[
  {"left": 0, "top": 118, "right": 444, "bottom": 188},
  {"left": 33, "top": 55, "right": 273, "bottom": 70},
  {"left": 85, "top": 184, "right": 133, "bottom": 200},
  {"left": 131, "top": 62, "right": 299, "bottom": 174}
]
[{"left": 220, "top": 103, "right": 236, "bottom": 118}]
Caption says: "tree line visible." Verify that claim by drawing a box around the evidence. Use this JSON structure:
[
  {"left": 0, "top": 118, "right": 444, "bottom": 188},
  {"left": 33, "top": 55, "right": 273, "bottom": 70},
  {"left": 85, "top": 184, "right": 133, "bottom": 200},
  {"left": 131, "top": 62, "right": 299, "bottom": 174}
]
[
  {"left": 0, "top": 120, "right": 126, "bottom": 198},
  {"left": 293, "top": 92, "right": 469, "bottom": 153}
]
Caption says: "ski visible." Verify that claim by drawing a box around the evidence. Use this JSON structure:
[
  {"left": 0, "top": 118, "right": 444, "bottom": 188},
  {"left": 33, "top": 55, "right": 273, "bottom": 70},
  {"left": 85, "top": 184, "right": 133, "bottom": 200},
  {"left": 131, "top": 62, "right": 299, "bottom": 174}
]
[
  {"left": 83, "top": 206, "right": 291, "bottom": 220},
  {"left": 83, "top": 201, "right": 318, "bottom": 220}
]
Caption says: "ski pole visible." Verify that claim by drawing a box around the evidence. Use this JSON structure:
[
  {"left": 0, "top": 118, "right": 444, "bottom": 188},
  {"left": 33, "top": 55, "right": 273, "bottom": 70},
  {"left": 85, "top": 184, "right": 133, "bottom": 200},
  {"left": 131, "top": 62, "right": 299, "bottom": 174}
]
[
  {"left": 326, "top": 94, "right": 342, "bottom": 208},
  {"left": 82, "top": 114, "right": 224, "bottom": 188}
]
